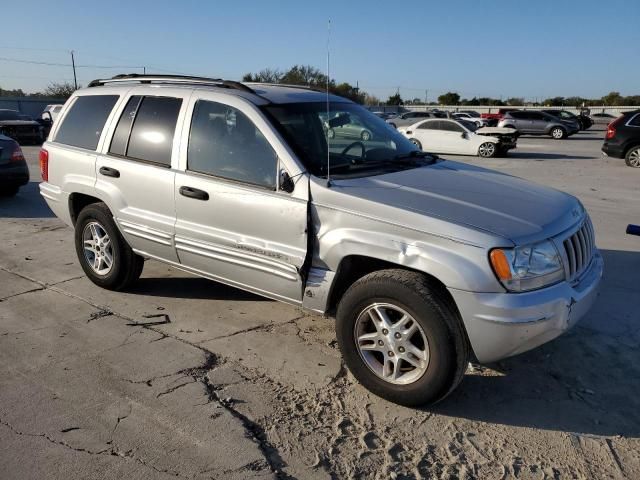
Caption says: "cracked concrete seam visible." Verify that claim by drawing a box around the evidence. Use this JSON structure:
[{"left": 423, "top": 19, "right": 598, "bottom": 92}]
[
  {"left": 0, "top": 416, "right": 188, "bottom": 478},
  {"left": 0, "top": 264, "right": 299, "bottom": 479}
]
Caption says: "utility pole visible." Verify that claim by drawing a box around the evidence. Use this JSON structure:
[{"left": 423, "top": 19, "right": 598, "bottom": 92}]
[
  {"left": 425, "top": 89, "right": 428, "bottom": 105},
  {"left": 143, "top": 66, "right": 146, "bottom": 74},
  {"left": 70, "top": 50, "right": 78, "bottom": 90}
]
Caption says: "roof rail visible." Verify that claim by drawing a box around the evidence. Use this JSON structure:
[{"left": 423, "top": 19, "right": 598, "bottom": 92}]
[
  {"left": 87, "top": 74, "right": 257, "bottom": 95},
  {"left": 244, "top": 82, "right": 325, "bottom": 93}
]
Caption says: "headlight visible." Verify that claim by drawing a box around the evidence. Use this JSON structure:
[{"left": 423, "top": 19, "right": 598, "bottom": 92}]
[{"left": 489, "top": 240, "right": 564, "bottom": 292}]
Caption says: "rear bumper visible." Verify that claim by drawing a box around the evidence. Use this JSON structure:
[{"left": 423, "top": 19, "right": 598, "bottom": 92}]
[
  {"left": 601, "top": 141, "right": 624, "bottom": 158},
  {"left": 0, "top": 163, "right": 30, "bottom": 187},
  {"left": 449, "top": 251, "right": 603, "bottom": 363},
  {"left": 39, "top": 182, "right": 72, "bottom": 225}
]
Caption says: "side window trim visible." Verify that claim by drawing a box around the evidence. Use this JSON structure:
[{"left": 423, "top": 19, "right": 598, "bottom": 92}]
[{"left": 123, "top": 96, "right": 143, "bottom": 156}]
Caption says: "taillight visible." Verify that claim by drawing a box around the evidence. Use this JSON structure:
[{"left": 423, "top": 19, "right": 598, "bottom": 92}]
[
  {"left": 606, "top": 116, "right": 624, "bottom": 140},
  {"left": 39, "top": 148, "right": 49, "bottom": 182},
  {"left": 10, "top": 145, "right": 25, "bottom": 163}
]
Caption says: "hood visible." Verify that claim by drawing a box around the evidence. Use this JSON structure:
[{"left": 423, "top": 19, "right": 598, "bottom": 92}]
[
  {"left": 317, "top": 160, "right": 582, "bottom": 245},
  {"left": 0, "top": 120, "right": 40, "bottom": 127},
  {"left": 476, "top": 126, "right": 517, "bottom": 136}
]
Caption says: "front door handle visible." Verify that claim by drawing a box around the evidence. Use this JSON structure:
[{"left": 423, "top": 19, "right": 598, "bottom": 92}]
[
  {"left": 99, "top": 166, "right": 120, "bottom": 178},
  {"left": 179, "top": 186, "right": 209, "bottom": 201}
]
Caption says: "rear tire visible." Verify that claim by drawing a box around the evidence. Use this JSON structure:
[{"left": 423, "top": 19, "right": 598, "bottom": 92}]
[
  {"left": 409, "top": 138, "right": 422, "bottom": 150},
  {"left": 336, "top": 269, "right": 469, "bottom": 406},
  {"left": 74, "top": 202, "right": 144, "bottom": 291},
  {"left": 361, "top": 130, "right": 371, "bottom": 141},
  {"left": 625, "top": 146, "right": 640, "bottom": 168},
  {"left": 551, "top": 127, "right": 566, "bottom": 139}
]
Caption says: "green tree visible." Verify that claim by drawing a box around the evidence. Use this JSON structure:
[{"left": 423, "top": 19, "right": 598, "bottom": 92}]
[
  {"left": 601, "top": 91, "right": 623, "bottom": 106},
  {"left": 386, "top": 93, "right": 403, "bottom": 106},
  {"left": 544, "top": 96, "right": 565, "bottom": 106},
  {"left": 437, "top": 92, "right": 460, "bottom": 105},
  {"left": 242, "top": 68, "right": 282, "bottom": 83},
  {"left": 42, "top": 82, "right": 77, "bottom": 99},
  {"left": 506, "top": 97, "right": 524, "bottom": 106},
  {"left": 363, "top": 93, "right": 380, "bottom": 106}
]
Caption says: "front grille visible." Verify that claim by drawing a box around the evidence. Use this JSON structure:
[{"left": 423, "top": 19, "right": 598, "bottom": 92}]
[{"left": 562, "top": 217, "right": 595, "bottom": 280}]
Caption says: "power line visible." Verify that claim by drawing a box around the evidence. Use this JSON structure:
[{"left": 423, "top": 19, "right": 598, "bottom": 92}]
[{"left": 0, "top": 55, "right": 144, "bottom": 69}]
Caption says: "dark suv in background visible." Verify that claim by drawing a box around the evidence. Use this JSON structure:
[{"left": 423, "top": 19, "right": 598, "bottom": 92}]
[
  {"left": 498, "top": 111, "right": 580, "bottom": 139},
  {"left": 542, "top": 109, "right": 593, "bottom": 130},
  {"left": 601, "top": 110, "right": 640, "bottom": 167}
]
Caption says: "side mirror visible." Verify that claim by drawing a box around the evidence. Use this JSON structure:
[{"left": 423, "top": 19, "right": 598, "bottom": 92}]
[
  {"left": 280, "top": 171, "right": 295, "bottom": 193},
  {"left": 461, "top": 132, "right": 467, "bottom": 139}
]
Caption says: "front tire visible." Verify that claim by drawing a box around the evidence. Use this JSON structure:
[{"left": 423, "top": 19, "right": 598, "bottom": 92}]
[
  {"left": 478, "top": 142, "right": 497, "bottom": 158},
  {"left": 626, "top": 146, "right": 640, "bottom": 168},
  {"left": 550, "top": 127, "right": 566, "bottom": 139},
  {"left": 74, "top": 202, "right": 144, "bottom": 291},
  {"left": 336, "top": 269, "right": 469, "bottom": 406}
]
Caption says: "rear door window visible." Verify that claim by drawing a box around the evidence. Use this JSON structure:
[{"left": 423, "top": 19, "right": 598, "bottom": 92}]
[
  {"left": 54, "top": 95, "right": 119, "bottom": 150},
  {"left": 110, "top": 96, "right": 182, "bottom": 166},
  {"left": 418, "top": 120, "right": 440, "bottom": 130},
  {"left": 440, "top": 121, "right": 464, "bottom": 132},
  {"left": 627, "top": 113, "right": 640, "bottom": 127}
]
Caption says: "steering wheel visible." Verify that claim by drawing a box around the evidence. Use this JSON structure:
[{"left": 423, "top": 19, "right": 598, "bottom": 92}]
[{"left": 341, "top": 141, "right": 366, "bottom": 159}]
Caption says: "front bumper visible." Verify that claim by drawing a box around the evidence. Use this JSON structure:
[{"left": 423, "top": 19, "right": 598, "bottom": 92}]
[{"left": 449, "top": 251, "right": 603, "bottom": 363}]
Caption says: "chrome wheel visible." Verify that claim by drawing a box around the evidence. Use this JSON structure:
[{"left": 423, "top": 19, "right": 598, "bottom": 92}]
[
  {"left": 361, "top": 130, "right": 371, "bottom": 141},
  {"left": 354, "top": 303, "right": 430, "bottom": 385},
  {"left": 327, "top": 128, "right": 335, "bottom": 139},
  {"left": 627, "top": 148, "right": 640, "bottom": 167},
  {"left": 82, "top": 221, "right": 113, "bottom": 276},
  {"left": 551, "top": 127, "right": 564, "bottom": 139},
  {"left": 478, "top": 142, "right": 496, "bottom": 157}
]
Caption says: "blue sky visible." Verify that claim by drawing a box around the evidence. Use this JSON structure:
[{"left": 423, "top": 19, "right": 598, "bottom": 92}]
[{"left": 1, "top": 0, "right": 637, "bottom": 100}]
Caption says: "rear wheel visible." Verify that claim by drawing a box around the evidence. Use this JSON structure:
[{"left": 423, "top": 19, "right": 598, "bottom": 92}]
[
  {"left": 336, "top": 269, "right": 469, "bottom": 406},
  {"left": 74, "top": 202, "right": 144, "bottom": 290},
  {"left": 327, "top": 128, "right": 335, "bottom": 139},
  {"left": 409, "top": 138, "right": 422, "bottom": 150},
  {"left": 478, "top": 142, "right": 497, "bottom": 158},
  {"left": 626, "top": 146, "right": 640, "bottom": 168},
  {"left": 551, "top": 127, "right": 566, "bottom": 139},
  {"left": 360, "top": 130, "right": 371, "bottom": 141}
]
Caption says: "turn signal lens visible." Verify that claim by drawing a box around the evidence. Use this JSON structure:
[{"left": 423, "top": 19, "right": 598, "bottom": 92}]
[
  {"left": 490, "top": 249, "right": 512, "bottom": 280},
  {"left": 10, "top": 146, "right": 25, "bottom": 163}
]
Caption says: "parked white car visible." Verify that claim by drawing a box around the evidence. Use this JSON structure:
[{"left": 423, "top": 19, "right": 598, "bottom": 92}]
[
  {"left": 41, "top": 104, "right": 64, "bottom": 122},
  {"left": 398, "top": 119, "right": 518, "bottom": 158},
  {"left": 451, "top": 112, "right": 489, "bottom": 127}
]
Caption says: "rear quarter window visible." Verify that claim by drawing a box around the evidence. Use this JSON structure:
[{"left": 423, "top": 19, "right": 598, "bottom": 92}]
[{"left": 54, "top": 95, "right": 119, "bottom": 150}]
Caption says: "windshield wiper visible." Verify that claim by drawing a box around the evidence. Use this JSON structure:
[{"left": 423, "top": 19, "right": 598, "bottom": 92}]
[{"left": 393, "top": 151, "right": 437, "bottom": 163}]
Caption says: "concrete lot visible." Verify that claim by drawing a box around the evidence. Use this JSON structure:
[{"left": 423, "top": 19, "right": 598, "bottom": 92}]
[{"left": 1, "top": 130, "right": 639, "bottom": 479}]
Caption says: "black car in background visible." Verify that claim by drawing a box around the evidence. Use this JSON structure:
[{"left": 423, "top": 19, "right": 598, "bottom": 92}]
[
  {"left": 542, "top": 109, "right": 593, "bottom": 130},
  {"left": 0, "top": 133, "right": 30, "bottom": 197},
  {"left": 0, "top": 109, "right": 45, "bottom": 144},
  {"left": 601, "top": 110, "right": 640, "bottom": 167}
]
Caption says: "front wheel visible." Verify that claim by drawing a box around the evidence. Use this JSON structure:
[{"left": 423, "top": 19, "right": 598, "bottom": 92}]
[
  {"left": 74, "top": 202, "right": 144, "bottom": 291},
  {"left": 360, "top": 130, "right": 371, "bottom": 141},
  {"left": 478, "top": 142, "right": 497, "bottom": 158},
  {"left": 336, "top": 269, "right": 469, "bottom": 406},
  {"left": 551, "top": 127, "right": 566, "bottom": 139},
  {"left": 327, "top": 128, "right": 335, "bottom": 139},
  {"left": 626, "top": 146, "right": 640, "bottom": 168},
  {"left": 409, "top": 138, "right": 422, "bottom": 150}
]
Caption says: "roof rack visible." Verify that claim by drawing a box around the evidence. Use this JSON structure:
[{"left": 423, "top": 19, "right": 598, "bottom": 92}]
[
  {"left": 87, "top": 74, "right": 257, "bottom": 95},
  {"left": 245, "top": 82, "right": 325, "bottom": 93}
]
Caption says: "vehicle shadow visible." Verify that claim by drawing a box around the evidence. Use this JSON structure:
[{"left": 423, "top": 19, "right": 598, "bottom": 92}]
[
  {"left": 507, "top": 152, "right": 594, "bottom": 160},
  {"left": 431, "top": 248, "right": 640, "bottom": 438},
  {"left": 0, "top": 181, "right": 55, "bottom": 219},
  {"left": 128, "top": 276, "right": 269, "bottom": 302}
]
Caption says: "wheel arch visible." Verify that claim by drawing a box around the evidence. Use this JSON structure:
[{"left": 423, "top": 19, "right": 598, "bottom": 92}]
[{"left": 69, "top": 192, "right": 109, "bottom": 226}]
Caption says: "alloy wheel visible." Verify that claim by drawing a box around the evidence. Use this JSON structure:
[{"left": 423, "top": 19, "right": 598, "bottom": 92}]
[
  {"left": 82, "top": 221, "right": 114, "bottom": 276},
  {"left": 478, "top": 142, "right": 496, "bottom": 157},
  {"left": 354, "top": 303, "right": 430, "bottom": 385},
  {"left": 628, "top": 148, "right": 640, "bottom": 167}
]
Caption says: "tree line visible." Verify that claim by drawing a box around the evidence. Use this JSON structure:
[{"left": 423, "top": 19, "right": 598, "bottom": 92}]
[{"left": 4, "top": 70, "right": 639, "bottom": 107}]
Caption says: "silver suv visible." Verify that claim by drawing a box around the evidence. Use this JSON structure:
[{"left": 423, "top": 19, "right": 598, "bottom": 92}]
[
  {"left": 386, "top": 111, "right": 436, "bottom": 128},
  {"left": 40, "top": 75, "right": 603, "bottom": 406}
]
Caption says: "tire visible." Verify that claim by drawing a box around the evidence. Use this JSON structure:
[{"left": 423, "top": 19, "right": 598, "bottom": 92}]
[
  {"left": 74, "top": 202, "right": 144, "bottom": 291},
  {"left": 327, "top": 128, "right": 335, "bottom": 139},
  {"left": 409, "top": 138, "right": 422, "bottom": 150},
  {"left": 550, "top": 127, "right": 566, "bottom": 139},
  {"left": 0, "top": 185, "right": 19, "bottom": 197},
  {"left": 478, "top": 142, "right": 497, "bottom": 158},
  {"left": 361, "top": 130, "right": 371, "bottom": 141},
  {"left": 625, "top": 146, "right": 640, "bottom": 168},
  {"left": 336, "top": 269, "right": 469, "bottom": 406}
]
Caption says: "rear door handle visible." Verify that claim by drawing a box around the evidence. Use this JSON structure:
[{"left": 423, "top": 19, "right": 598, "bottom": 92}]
[
  {"left": 99, "top": 166, "right": 120, "bottom": 178},
  {"left": 179, "top": 186, "right": 209, "bottom": 201}
]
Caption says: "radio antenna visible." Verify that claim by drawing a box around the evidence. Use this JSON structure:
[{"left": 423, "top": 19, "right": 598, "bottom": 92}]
[{"left": 326, "top": 18, "right": 331, "bottom": 187}]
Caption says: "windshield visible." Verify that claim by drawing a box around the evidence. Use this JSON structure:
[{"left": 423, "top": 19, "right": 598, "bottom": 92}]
[
  {"left": 263, "top": 102, "right": 432, "bottom": 178},
  {"left": 458, "top": 119, "right": 478, "bottom": 132},
  {"left": 0, "top": 110, "right": 21, "bottom": 121}
]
